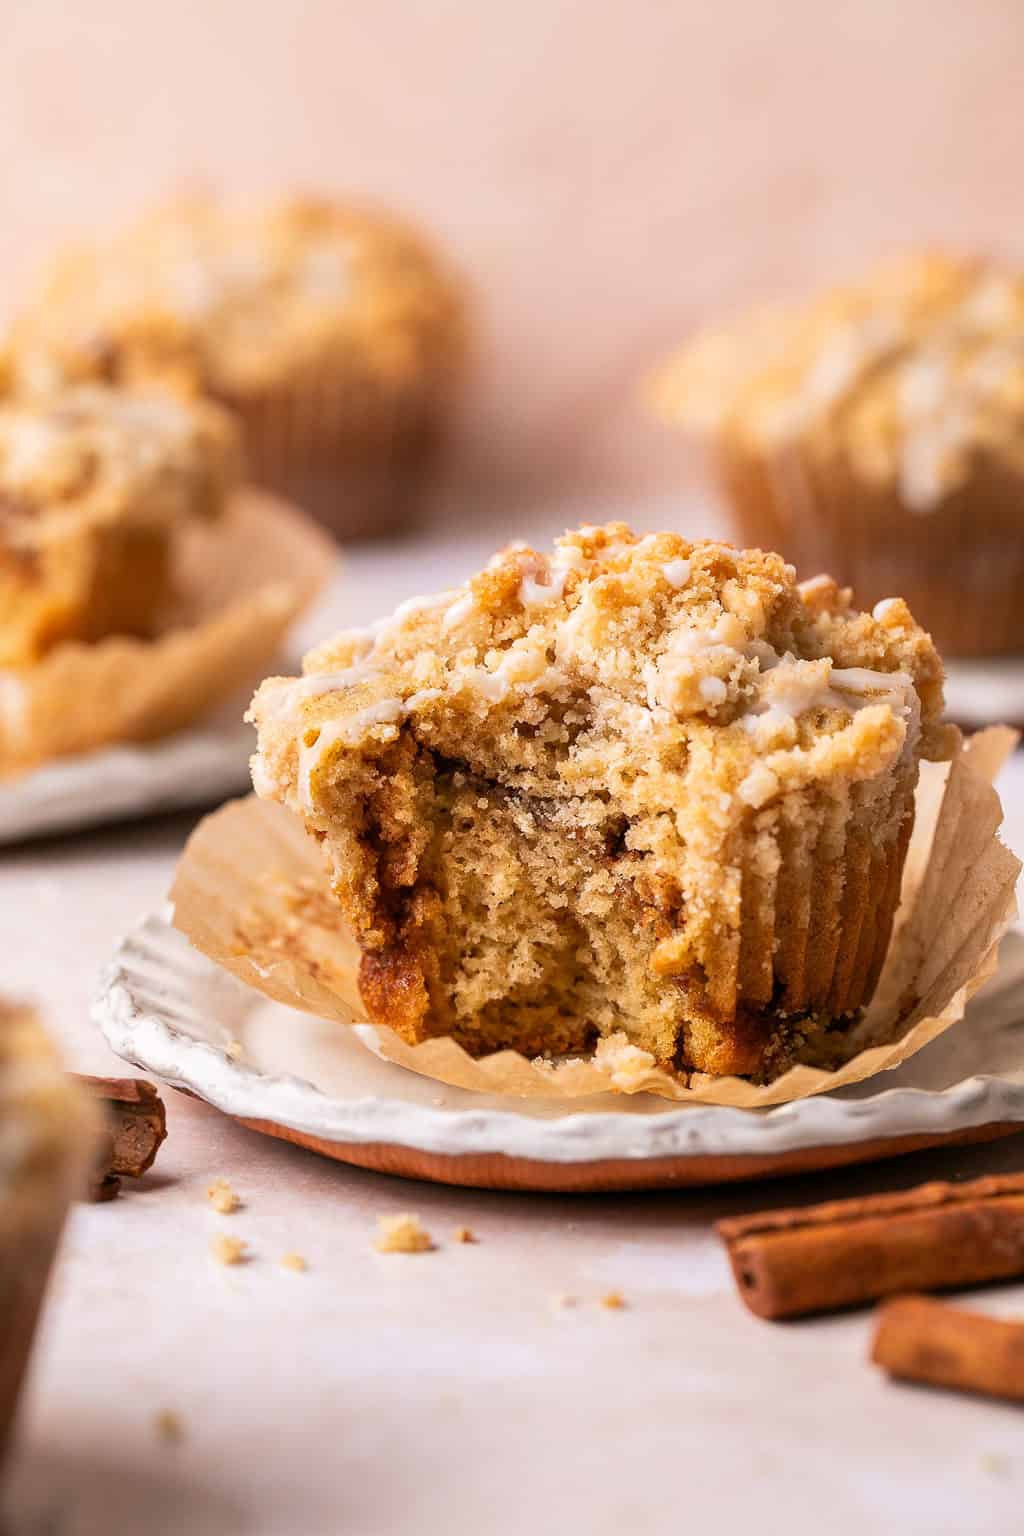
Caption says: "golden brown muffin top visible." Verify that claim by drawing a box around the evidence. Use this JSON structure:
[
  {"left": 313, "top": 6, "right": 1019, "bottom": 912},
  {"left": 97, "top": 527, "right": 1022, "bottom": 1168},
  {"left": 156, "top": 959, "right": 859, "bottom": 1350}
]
[
  {"left": 0, "top": 384, "right": 240, "bottom": 548},
  {"left": 654, "top": 251, "right": 1024, "bottom": 509},
  {"left": 250, "top": 522, "right": 945, "bottom": 827},
  {"left": 5, "top": 194, "right": 465, "bottom": 399}
]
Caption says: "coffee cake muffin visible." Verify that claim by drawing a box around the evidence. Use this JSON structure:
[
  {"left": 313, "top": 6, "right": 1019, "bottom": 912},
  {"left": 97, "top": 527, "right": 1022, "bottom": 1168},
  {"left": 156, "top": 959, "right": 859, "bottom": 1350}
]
[
  {"left": 5, "top": 194, "right": 465, "bottom": 537},
  {"left": 0, "top": 1003, "right": 100, "bottom": 1468},
  {"left": 0, "top": 384, "right": 239, "bottom": 667},
  {"left": 654, "top": 251, "right": 1024, "bottom": 656},
  {"left": 249, "top": 525, "right": 945, "bottom": 1081}
]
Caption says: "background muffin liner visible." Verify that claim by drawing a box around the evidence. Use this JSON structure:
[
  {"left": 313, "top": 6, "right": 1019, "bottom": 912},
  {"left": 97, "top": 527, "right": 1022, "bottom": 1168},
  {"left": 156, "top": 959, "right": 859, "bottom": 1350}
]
[
  {"left": 222, "top": 357, "right": 457, "bottom": 540},
  {"left": 0, "top": 490, "right": 333, "bottom": 778},
  {"left": 1, "top": 1006, "right": 102, "bottom": 1471},
  {"left": 714, "top": 436, "right": 1024, "bottom": 658},
  {"left": 169, "top": 727, "right": 1020, "bottom": 1108}
]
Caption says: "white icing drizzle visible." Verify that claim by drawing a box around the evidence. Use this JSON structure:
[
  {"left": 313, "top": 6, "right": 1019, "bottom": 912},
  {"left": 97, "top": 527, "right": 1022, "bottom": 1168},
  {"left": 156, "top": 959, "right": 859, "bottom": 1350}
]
[
  {"left": 441, "top": 592, "right": 477, "bottom": 631},
  {"left": 661, "top": 559, "right": 692, "bottom": 589},
  {"left": 898, "top": 355, "right": 948, "bottom": 416},
  {"left": 737, "top": 762, "right": 781, "bottom": 808},
  {"left": 899, "top": 414, "right": 968, "bottom": 512},
  {"left": 518, "top": 568, "right": 568, "bottom": 607},
  {"left": 551, "top": 543, "right": 585, "bottom": 571},
  {"left": 763, "top": 314, "right": 901, "bottom": 443},
  {"left": 829, "top": 666, "right": 913, "bottom": 698},
  {"left": 299, "top": 700, "right": 405, "bottom": 807},
  {"left": 391, "top": 591, "right": 457, "bottom": 624},
  {"left": 260, "top": 660, "right": 382, "bottom": 719},
  {"left": 740, "top": 656, "right": 916, "bottom": 749},
  {"left": 698, "top": 676, "right": 727, "bottom": 705}
]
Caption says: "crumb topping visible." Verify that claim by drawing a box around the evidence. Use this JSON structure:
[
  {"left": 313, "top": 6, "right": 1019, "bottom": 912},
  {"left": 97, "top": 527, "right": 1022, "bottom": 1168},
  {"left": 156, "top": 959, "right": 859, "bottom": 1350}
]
[
  {"left": 6, "top": 195, "right": 464, "bottom": 398},
  {"left": 656, "top": 252, "right": 1024, "bottom": 509},
  {"left": 280, "top": 1251, "right": 308, "bottom": 1272},
  {"left": 374, "top": 1212, "right": 434, "bottom": 1253},
  {"left": 253, "top": 522, "right": 942, "bottom": 818},
  {"left": 0, "top": 383, "right": 238, "bottom": 545}
]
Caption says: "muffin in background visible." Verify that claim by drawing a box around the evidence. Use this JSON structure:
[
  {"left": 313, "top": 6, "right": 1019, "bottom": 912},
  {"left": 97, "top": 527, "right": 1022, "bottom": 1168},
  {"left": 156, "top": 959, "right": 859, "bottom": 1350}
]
[
  {"left": 0, "top": 384, "right": 240, "bottom": 667},
  {"left": 0, "top": 1004, "right": 100, "bottom": 1470},
  {"left": 5, "top": 195, "right": 466, "bottom": 539},
  {"left": 653, "top": 252, "right": 1024, "bottom": 657}
]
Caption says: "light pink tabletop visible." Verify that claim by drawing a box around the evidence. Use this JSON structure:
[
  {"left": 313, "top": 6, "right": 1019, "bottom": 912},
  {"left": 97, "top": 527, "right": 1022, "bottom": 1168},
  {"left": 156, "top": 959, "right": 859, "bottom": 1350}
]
[
  {"left": 4, "top": 499, "right": 1024, "bottom": 1536},
  {"left": 4, "top": 2, "right": 1024, "bottom": 1516}
]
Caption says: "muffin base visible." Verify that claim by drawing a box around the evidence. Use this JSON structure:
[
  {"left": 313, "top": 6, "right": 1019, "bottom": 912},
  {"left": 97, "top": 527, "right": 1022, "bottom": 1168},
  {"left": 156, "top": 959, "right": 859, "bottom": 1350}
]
[
  {"left": 717, "top": 437, "right": 1024, "bottom": 658},
  {"left": 351, "top": 754, "right": 919, "bottom": 1083},
  {"left": 219, "top": 367, "right": 451, "bottom": 540}
]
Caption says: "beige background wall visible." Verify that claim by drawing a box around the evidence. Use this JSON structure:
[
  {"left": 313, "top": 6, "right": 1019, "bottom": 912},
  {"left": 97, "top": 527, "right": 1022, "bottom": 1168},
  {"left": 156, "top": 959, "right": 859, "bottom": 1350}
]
[{"left": 2, "top": 0, "right": 1023, "bottom": 514}]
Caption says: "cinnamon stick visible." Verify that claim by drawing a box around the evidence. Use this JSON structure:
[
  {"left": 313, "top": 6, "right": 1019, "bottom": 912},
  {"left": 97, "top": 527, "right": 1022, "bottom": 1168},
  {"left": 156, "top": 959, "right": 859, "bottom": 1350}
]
[
  {"left": 872, "top": 1295, "right": 1024, "bottom": 1403},
  {"left": 74, "top": 1074, "right": 167, "bottom": 1197},
  {"left": 716, "top": 1172, "right": 1024, "bottom": 1320}
]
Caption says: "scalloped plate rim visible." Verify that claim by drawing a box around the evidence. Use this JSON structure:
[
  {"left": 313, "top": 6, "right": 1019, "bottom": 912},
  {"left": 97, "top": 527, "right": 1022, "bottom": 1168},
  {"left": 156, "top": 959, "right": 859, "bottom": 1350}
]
[{"left": 90, "top": 911, "right": 1024, "bottom": 1167}]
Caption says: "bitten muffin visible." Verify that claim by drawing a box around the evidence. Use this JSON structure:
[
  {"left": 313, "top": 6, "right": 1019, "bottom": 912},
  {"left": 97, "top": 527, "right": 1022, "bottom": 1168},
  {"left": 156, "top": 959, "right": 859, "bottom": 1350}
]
[
  {"left": 653, "top": 252, "right": 1024, "bottom": 657},
  {"left": 0, "top": 384, "right": 240, "bottom": 667},
  {"left": 4, "top": 195, "right": 465, "bottom": 537},
  {"left": 249, "top": 524, "right": 945, "bottom": 1082},
  {"left": 0, "top": 1003, "right": 100, "bottom": 1469}
]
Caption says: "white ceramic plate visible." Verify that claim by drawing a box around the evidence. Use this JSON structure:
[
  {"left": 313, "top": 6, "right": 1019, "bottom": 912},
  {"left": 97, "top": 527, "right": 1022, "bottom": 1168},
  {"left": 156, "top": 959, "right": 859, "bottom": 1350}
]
[
  {"left": 92, "top": 910, "right": 1024, "bottom": 1188},
  {"left": 0, "top": 720, "right": 255, "bottom": 845},
  {"left": 945, "top": 656, "right": 1024, "bottom": 729}
]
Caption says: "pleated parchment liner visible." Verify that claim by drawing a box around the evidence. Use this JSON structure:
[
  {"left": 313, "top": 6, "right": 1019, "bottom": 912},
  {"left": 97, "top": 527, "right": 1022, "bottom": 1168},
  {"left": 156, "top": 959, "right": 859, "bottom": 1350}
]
[
  {"left": 0, "top": 489, "right": 334, "bottom": 777},
  {"left": 170, "top": 727, "right": 1021, "bottom": 1108}
]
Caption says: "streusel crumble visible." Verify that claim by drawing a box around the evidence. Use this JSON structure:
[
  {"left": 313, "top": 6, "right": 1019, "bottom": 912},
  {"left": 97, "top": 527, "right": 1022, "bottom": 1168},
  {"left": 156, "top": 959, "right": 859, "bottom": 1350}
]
[
  {"left": 249, "top": 524, "right": 945, "bottom": 1080},
  {"left": 5, "top": 194, "right": 465, "bottom": 536},
  {"left": 0, "top": 384, "right": 238, "bottom": 666},
  {"left": 654, "top": 251, "right": 1024, "bottom": 655}
]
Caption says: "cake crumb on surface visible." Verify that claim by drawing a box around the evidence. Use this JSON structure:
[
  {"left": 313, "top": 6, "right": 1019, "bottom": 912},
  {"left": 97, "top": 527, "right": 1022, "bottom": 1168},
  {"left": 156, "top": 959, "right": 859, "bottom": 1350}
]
[
  {"left": 155, "top": 1409, "right": 184, "bottom": 1444},
  {"left": 281, "top": 1251, "right": 308, "bottom": 1272},
  {"left": 206, "top": 1178, "right": 240, "bottom": 1214},
  {"left": 210, "top": 1232, "right": 248, "bottom": 1266},
  {"left": 225, "top": 1038, "right": 244, "bottom": 1060},
  {"left": 452, "top": 1226, "right": 477, "bottom": 1244},
  {"left": 600, "top": 1290, "right": 626, "bottom": 1310},
  {"left": 551, "top": 1293, "right": 578, "bottom": 1311},
  {"left": 374, "top": 1213, "right": 434, "bottom": 1253}
]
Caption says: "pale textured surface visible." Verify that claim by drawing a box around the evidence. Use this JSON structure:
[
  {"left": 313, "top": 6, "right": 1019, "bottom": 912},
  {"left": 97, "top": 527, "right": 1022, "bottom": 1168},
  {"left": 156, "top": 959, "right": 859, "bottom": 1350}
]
[{"left": 2, "top": 526, "right": 1024, "bottom": 1535}]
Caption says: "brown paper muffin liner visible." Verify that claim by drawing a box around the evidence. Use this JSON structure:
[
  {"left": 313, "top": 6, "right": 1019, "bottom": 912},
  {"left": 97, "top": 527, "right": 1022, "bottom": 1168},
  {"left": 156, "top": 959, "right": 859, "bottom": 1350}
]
[
  {"left": 220, "top": 364, "right": 454, "bottom": 540},
  {"left": 0, "top": 1008, "right": 102, "bottom": 1471},
  {"left": 716, "top": 436, "right": 1024, "bottom": 658},
  {"left": 169, "top": 728, "right": 1020, "bottom": 1108},
  {"left": 718, "top": 755, "right": 917, "bottom": 1067},
  {"left": 0, "top": 490, "right": 334, "bottom": 778}
]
